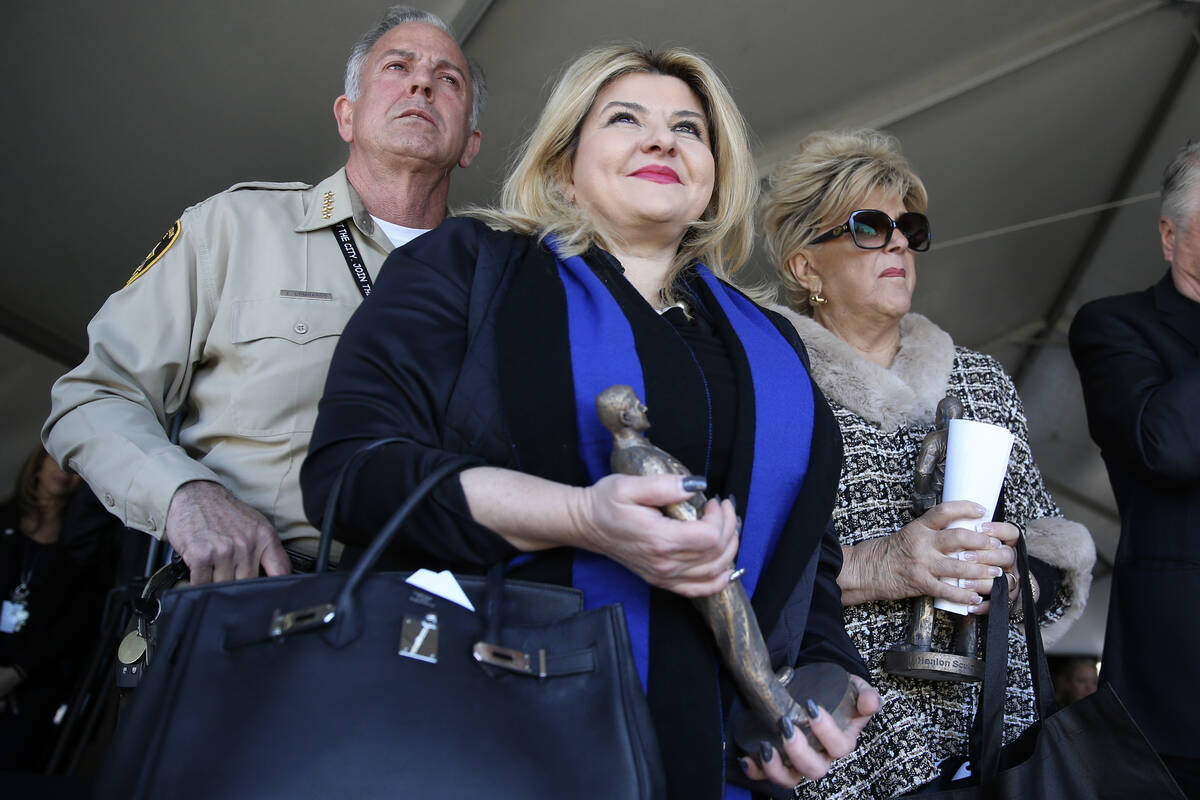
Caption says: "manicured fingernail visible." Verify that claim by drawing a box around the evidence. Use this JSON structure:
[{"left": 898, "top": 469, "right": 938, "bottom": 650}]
[
  {"left": 779, "top": 715, "right": 796, "bottom": 741},
  {"left": 682, "top": 475, "right": 706, "bottom": 493},
  {"left": 979, "top": 522, "right": 996, "bottom": 532},
  {"left": 739, "top": 757, "right": 753, "bottom": 774},
  {"left": 971, "top": 594, "right": 984, "bottom": 604},
  {"left": 805, "top": 698, "right": 820, "bottom": 719},
  {"left": 972, "top": 503, "right": 986, "bottom": 515},
  {"left": 988, "top": 537, "right": 1002, "bottom": 548},
  {"left": 989, "top": 567, "right": 1003, "bottom": 577},
  {"left": 728, "top": 494, "right": 738, "bottom": 514},
  {"left": 759, "top": 741, "right": 774, "bottom": 763},
  {"left": 970, "top": 604, "right": 985, "bottom": 614},
  {"left": 960, "top": 551, "right": 978, "bottom": 562}
]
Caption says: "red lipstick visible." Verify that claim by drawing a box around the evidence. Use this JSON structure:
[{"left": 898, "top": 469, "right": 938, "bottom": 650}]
[{"left": 629, "top": 165, "right": 681, "bottom": 184}]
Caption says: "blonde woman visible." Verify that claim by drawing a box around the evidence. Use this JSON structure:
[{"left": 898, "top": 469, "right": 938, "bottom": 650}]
[
  {"left": 303, "top": 45, "right": 879, "bottom": 797},
  {"left": 762, "top": 129, "right": 1095, "bottom": 797}
]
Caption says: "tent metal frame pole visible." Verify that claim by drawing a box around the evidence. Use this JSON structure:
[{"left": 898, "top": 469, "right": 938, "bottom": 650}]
[
  {"left": 756, "top": 0, "right": 1163, "bottom": 175},
  {"left": 0, "top": 307, "right": 86, "bottom": 368},
  {"left": 1012, "top": 17, "right": 1199, "bottom": 387}
]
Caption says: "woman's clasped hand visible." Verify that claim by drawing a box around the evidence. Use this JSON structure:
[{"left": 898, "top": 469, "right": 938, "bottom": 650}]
[{"left": 842, "top": 500, "right": 1020, "bottom": 612}]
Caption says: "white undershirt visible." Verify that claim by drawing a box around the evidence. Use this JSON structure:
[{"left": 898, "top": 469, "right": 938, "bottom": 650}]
[{"left": 369, "top": 215, "right": 430, "bottom": 249}]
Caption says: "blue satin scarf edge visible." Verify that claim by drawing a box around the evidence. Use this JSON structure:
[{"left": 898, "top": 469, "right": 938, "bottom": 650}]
[{"left": 550, "top": 238, "right": 816, "bottom": 697}]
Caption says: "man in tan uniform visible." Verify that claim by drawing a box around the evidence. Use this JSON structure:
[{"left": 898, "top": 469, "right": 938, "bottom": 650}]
[{"left": 42, "top": 6, "right": 485, "bottom": 584}]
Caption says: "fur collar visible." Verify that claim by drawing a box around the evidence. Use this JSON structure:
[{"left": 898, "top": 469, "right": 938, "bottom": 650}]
[{"left": 771, "top": 307, "right": 955, "bottom": 432}]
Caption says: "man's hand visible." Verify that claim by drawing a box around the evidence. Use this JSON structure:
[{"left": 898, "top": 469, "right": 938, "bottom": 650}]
[{"left": 165, "top": 480, "right": 292, "bottom": 584}]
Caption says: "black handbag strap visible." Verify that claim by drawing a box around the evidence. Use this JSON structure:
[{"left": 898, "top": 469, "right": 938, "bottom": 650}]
[
  {"left": 318, "top": 445, "right": 591, "bottom": 676},
  {"left": 485, "top": 561, "right": 506, "bottom": 644},
  {"left": 970, "top": 531, "right": 1057, "bottom": 789},
  {"left": 257, "top": 441, "right": 599, "bottom": 679},
  {"left": 306, "top": 436, "right": 477, "bottom": 646},
  {"left": 333, "top": 453, "right": 479, "bottom": 613},
  {"left": 974, "top": 573, "right": 1009, "bottom": 785},
  {"left": 1016, "top": 533, "right": 1057, "bottom": 720},
  {"left": 317, "top": 437, "right": 422, "bottom": 573},
  {"left": 315, "top": 437, "right": 409, "bottom": 573}
]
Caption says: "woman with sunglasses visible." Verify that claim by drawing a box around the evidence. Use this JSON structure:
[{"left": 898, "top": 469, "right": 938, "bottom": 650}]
[{"left": 760, "top": 129, "right": 1095, "bottom": 797}]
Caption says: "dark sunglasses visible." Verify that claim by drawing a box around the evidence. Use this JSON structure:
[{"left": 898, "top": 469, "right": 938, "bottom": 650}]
[{"left": 811, "top": 209, "right": 931, "bottom": 252}]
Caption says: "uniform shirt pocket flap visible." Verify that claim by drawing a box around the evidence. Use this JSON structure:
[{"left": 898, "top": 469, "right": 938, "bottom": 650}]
[{"left": 231, "top": 297, "right": 356, "bottom": 345}]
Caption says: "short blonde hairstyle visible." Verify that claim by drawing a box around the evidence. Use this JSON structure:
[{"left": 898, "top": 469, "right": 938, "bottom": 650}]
[
  {"left": 473, "top": 43, "right": 758, "bottom": 298},
  {"left": 762, "top": 129, "right": 928, "bottom": 313}
]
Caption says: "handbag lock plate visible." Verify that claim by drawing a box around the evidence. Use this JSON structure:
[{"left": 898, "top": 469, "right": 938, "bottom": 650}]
[
  {"left": 269, "top": 604, "right": 337, "bottom": 641},
  {"left": 473, "top": 642, "right": 548, "bottom": 679}
]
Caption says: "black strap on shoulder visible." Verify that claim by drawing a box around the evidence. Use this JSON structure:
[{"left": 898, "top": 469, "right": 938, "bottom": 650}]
[{"left": 332, "top": 222, "right": 373, "bottom": 299}]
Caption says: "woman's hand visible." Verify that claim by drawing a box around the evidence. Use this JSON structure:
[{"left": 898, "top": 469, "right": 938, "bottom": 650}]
[
  {"left": 573, "top": 474, "right": 740, "bottom": 598},
  {"left": 462, "top": 467, "right": 738, "bottom": 597},
  {"left": 0, "top": 665, "right": 22, "bottom": 700},
  {"left": 838, "top": 501, "right": 1018, "bottom": 609},
  {"left": 740, "top": 675, "right": 881, "bottom": 788},
  {"left": 963, "top": 520, "right": 1020, "bottom": 614}
]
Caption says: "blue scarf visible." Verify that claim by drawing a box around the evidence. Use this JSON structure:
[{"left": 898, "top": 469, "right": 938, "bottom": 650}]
[{"left": 551, "top": 239, "right": 815, "bottom": 697}]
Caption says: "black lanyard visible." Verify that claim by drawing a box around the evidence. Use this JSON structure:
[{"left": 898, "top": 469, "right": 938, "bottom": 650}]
[{"left": 332, "top": 222, "right": 373, "bottom": 299}]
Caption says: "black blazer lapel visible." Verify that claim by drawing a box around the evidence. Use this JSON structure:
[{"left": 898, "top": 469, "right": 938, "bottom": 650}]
[
  {"left": 496, "top": 241, "right": 585, "bottom": 485},
  {"left": 1153, "top": 272, "right": 1200, "bottom": 351}
]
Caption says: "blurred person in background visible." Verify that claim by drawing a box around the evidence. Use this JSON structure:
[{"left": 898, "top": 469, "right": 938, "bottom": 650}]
[
  {"left": 1070, "top": 139, "right": 1200, "bottom": 798},
  {"left": 0, "top": 447, "right": 119, "bottom": 771}
]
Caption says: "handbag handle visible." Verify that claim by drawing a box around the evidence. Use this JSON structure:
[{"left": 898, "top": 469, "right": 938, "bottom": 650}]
[
  {"left": 970, "top": 530, "right": 1057, "bottom": 788},
  {"left": 316, "top": 436, "right": 405, "bottom": 573},
  {"left": 270, "top": 443, "right": 593, "bottom": 677},
  {"left": 333, "top": 452, "right": 479, "bottom": 612},
  {"left": 288, "top": 436, "right": 477, "bottom": 647}
]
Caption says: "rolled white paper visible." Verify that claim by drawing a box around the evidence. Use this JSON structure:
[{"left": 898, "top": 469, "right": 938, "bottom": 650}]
[{"left": 934, "top": 419, "right": 1015, "bottom": 615}]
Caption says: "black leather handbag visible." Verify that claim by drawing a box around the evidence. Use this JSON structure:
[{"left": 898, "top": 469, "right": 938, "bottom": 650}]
[
  {"left": 912, "top": 533, "right": 1185, "bottom": 799},
  {"left": 98, "top": 441, "right": 666, "bottom": 798}
]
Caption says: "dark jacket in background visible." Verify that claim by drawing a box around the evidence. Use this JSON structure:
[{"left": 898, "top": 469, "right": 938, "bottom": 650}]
[{"left": 1069, "top": 271, "right": 1200, "bottom": 759}]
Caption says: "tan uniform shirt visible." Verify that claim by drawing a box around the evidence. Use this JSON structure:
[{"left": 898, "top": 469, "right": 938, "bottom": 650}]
[{"left": 43, "top": 169, "right": 394, "bottom": 548}]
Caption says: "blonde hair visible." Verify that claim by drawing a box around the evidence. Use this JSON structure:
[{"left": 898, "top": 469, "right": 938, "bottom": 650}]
[
  {"left": 761, "top": 129, "right": 928, "bottom": 313},
  {"left": 472, "top": 43, "right": 758, "bottom": 298}
]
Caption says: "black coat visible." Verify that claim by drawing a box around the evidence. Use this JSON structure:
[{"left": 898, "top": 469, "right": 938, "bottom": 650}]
[
  {"left": 302, "top": 218, "right": 867, "bottom": 798},
  {"left": 1069, "top": 271, "right": 1200, "bottom": 758}
]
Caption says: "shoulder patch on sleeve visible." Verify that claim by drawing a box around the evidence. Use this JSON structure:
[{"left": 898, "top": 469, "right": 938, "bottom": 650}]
[
  {"left": 125, "top": 219, "right": 182, "bottom": 287},
  {"left": 226, "top": 180, "right": 312, "bottom": 192}
]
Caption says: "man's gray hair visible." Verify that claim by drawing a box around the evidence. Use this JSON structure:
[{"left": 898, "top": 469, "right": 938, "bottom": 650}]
[
  {"left": 1161, "top": 139, "right": 1200, "bottom": 228},
  {"left": 343, "top": 5, "right": 487, "bottom": 130}
]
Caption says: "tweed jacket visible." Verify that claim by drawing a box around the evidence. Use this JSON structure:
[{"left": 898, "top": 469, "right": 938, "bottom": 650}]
[{"left": 774, "top": 308, "right": 1095, "bottom": 800}]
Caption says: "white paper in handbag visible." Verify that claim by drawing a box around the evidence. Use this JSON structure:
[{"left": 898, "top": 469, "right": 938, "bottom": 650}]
[
  {"left": 934, "top": 419, "right": 1015, "bottom": 615},
  {"left": 405, "top": 569, "right": 476, "bottom": 612}
]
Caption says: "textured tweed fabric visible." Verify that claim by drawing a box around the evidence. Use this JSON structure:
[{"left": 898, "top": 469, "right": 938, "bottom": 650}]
[{"left": 773, "top": 309, "right": 1092, "bottom": 800}]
